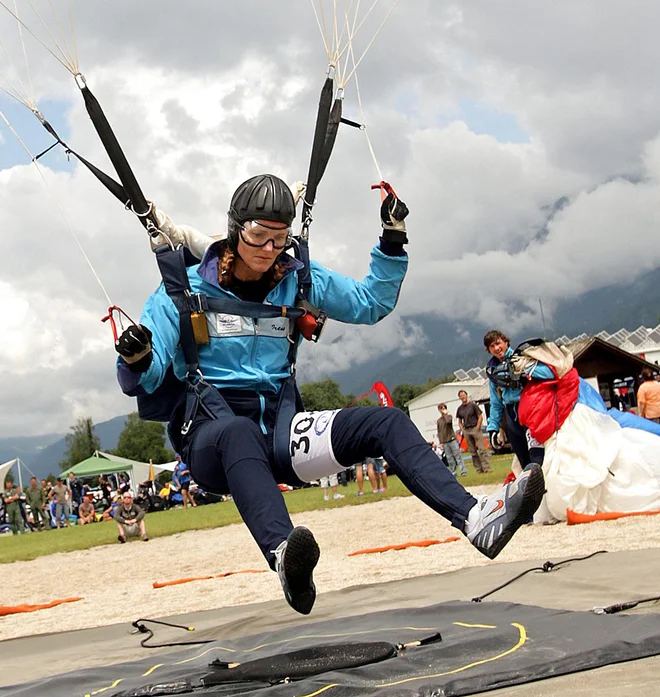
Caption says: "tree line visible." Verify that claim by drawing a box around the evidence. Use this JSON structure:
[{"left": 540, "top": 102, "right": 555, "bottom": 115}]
[{"left": 58, "top": 374, "right": 454, "bottom": 470}]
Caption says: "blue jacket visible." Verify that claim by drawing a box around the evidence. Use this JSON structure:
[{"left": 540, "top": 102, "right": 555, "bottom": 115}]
[
  {"left": 118, "top": 242, "right": 407, "bottom": 396},
  {"left": 486, "top": 347, "right": 555, "bottom": 431}
]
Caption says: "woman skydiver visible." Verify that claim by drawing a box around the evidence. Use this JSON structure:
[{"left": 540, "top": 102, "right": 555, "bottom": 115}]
[{"left": 114, "top": 174, "right": 545, "bottom": 615}]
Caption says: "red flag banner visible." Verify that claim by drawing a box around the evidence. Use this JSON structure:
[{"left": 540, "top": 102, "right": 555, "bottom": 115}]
[
  {"left": 348, "top": 381, "right": 394, "bottom": 407},
  {"left": 373, "top": 381, "right": 394, "bottom": 407}
]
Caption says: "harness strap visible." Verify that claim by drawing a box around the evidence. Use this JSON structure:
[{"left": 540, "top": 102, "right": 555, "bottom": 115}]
[
  {"left": 153, "top": 245, "right": 200, "bottom": 375},
  {"left": 204, "top": 296, "right": 305, "bottom": 320}
]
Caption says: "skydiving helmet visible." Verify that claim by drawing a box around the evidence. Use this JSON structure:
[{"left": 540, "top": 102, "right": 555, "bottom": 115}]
[{"left": 227, "top": 174, "right": 296, "bottom": 250}]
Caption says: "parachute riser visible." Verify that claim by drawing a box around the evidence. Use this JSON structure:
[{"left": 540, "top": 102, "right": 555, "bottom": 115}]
[{"left": 74, "top": 73, "right": 159, "bottom": 232}]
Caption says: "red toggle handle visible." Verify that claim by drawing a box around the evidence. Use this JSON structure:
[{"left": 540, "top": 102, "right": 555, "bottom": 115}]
[
  {"left": 370, "top": 180, "right": 397, "bottom": 202},
  {"left": 101, "top": 305, "right": 136, "bottom": 343}
]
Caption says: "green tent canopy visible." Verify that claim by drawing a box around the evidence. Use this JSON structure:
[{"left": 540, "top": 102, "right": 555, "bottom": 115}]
[{"left": 60, "top": 451, "right": 173, "bottom": 492}]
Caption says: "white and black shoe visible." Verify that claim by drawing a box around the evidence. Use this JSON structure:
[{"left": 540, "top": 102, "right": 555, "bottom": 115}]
[
  {"left": 272, "top": 526, "right": 320, "bottom": 615},
  {"left": 467, "top": 464, "right": 545, "bottom": 560}
]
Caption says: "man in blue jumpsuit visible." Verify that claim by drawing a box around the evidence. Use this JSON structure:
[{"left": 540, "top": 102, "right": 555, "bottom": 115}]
[
  {"left": 484, "top": 329, "right": 555, "bottom": 467},
  {"left": 115, "top": 175, "right": 545, "bottom": 615}
]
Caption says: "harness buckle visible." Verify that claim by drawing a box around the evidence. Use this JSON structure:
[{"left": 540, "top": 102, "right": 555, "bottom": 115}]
[{"left": 181, "top": 419, "right": 193, "bottom": 436}]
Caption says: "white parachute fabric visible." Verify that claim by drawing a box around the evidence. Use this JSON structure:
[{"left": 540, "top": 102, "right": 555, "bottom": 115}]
[{"left": 536, "top": 403, "right": 660, "bottom": 523}]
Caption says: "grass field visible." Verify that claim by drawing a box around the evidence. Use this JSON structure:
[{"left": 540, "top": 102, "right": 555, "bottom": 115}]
[{"left": 0, "top": 454, "right": 513, "bottom": 564}]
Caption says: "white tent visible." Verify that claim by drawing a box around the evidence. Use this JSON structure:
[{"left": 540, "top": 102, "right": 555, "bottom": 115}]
[{"left": 0, "top": 458, "right": 37, "bottom": 489}]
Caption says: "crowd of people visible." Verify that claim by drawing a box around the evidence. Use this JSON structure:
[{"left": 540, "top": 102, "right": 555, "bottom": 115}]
[{"left": 0, "top": 457, "right": 201, "bottom": 539}]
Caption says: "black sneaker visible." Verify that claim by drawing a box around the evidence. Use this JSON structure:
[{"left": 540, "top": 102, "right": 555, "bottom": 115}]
[
  {"left": 272, "top": 527, "right": 320, "bottom": 615},
  {"left": 468, "top": 464, "right": 545, "bottom": 559},
  {"left": 118, "top": 534, "right": 126, "bottom": 544}
]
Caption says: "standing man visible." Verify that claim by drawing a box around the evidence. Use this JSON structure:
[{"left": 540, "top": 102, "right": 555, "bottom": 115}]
[
  {"left": 456, "top": 390, "right": 492, "bottom": 474},
  {"left": 173, "top": 454, "right": 197, "bottom": 509},
  {"left": 68, "top": 471, "right": 83, "bottom": 510},
  {"left": 3, "top": 480, "right": 24, "bottom": 535},
  {"left": 637, "top": 368, "right": 660, "bottom": 423},
  {"left": 484, "top": 330, "right": 553, "bottom": 468},
  {"left": 50, "top": 477, "right": 71, "bottom": 529},
  {"left": 436, "top": 404, "right": 467, "bottom": 477},
  {"left": 24, "top": 476, "right": 47, "bottom": 530}
]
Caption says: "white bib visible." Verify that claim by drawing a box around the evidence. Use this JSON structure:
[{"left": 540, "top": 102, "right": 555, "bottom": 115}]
[{"left": 289, "top": 410, "right": 344, "bottom": 482}]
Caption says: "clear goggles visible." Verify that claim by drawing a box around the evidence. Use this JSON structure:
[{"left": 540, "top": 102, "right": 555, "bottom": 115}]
[{"left": 238, "top": 220, "right": 293, "bottom": 249}]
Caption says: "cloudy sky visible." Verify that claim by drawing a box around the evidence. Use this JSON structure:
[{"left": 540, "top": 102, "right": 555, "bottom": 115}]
[{"left": 1, "top": 0, "right": 660, "bottom": 437}]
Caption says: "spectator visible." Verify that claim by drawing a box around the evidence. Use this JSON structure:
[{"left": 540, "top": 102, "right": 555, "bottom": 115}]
[
  {"left": 68, "top": 472, "right": 83, "bottom": 506},
  {"left": 113, "top": 491, "right": 149, "bottom": 542},
  {"left": 118, "top": 473, "right": 131, "bottom": 496},
  {"left": 3, "top": 480, "right": 24, "bottom": 535},
  {"left": 78, "top": 495, "right": 96, "bottom": 525},
  {"left": 101, "top": 495, "right": 120, "bottom": 521},
  {"left": 436, "top": 403, "right": 467, "bottom": 477},
  {"left": 41, "top": 478, "right": 53, "bottom": 501},
  {"left": 484, "top": 329, "right": 552, "bottom": 468},
  {"left": 173, "top": 454, "right": 197, "bottom": 509},
  {"left": 50, "top": 477, "right": 71, "bottom": 529},
  {"left": 637, "top": 368, "right": 660, "bottom": 423},
  {"left": 355, "top": 459, "right": 379, "bottom": 496},
  {"left": 24, "top": 476, "right": 47, "bottom": 531},
  {"left": 366, "top": 456, "right": 388, "bottom": 492},
  {"left": 98, "top": 475, "right": 113, "bottom": 507},
  {"left": 319, "top": 473, "right": 344, "bottom": 501},
  {"left": 456, "top": 390, "right": 492, "bottom": 474}
]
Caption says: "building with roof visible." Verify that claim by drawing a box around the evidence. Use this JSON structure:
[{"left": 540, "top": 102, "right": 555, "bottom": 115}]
[{"left": 406, "top": 325, "right": 660, "bottom": 443}]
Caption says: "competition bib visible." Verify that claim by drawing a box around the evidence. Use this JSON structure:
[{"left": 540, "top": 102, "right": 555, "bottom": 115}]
[{"left": 289, "top": 410, "right": 345, "bottom": 482}]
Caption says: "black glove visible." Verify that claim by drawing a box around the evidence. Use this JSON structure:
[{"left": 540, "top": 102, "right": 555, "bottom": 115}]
[
  {"left": 116, "top": 325, "right": 153, "bottom": 372},
  {"left": 380, "top": 193, "right": 409, "bottom": 245},
  {"left": 489, "top": 431, "right": 503, "bottom": 450}
]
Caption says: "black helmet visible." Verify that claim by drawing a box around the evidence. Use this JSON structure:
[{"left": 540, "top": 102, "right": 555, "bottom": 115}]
[{"left": 227, "top": 174, "right": 296, "bottom": 249}]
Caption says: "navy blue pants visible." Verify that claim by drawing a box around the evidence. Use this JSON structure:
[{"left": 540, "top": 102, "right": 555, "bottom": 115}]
[
  {"left": 505, "top": 403, "right": 544, "bottom": 468},
  {"left": 185, "top": 406, "right": 477, "bottom": 567}
]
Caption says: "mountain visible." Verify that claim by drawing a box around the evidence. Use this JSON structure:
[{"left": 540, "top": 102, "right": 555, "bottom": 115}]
[
  {"left": 0, "top": 415, "right": 129, "bottom": 482},
  {"left": 329, "top": 266, "right": 660, "bottom": 394}
]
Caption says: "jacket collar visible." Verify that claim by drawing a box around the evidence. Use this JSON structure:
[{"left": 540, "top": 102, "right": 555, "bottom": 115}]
[{"left": 196, "top": 241, "right": 303, "bottom": 290}]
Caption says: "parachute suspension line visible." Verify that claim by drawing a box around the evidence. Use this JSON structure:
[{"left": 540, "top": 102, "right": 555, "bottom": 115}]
[
  {"left": 352, "top": 63, "right": 383, "bottom": 182},
  {"left": 67, "top": 0, "right": 79, "bottom": 71},
  {"left": 0, "top": 0, "right": 76, "bottom": 74},
  {"left": 0, "top": 35, "right": 36, "bottom": 108},
  {"left": 0, "top": 108, "right": 113, "bottom": 307},
  {"left": 12, "top": 0, "right": 35, "bottom": 102},
  {"left": 333, "top": 0, "right": 360, "bottom": 85},
  {"left": 343, "top": 0, "right": 401, "bottom": 87},
  {"left": 28, "top": 0, "right": 79, "bottom": 73},
  {"left": 42, "top": 0, "right": 79, "bottom": 73},
  {"left": 309, "top": 0, "right": 330, "bottom": 57},
  {"left": 334, "top": 0, "right": 381, "bottom": 84}
]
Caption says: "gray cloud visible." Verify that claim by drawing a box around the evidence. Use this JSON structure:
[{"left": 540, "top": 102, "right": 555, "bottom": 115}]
[{"left": 2, "top": 1, "right": 660, "bottom": 435}]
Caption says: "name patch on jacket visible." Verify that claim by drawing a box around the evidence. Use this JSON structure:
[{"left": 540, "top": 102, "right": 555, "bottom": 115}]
[{"left": 206, "top": 313, "right": 291, "bottom": 339}]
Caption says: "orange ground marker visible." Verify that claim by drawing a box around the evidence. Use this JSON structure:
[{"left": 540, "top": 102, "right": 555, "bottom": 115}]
[
  {"left": 567, "top": 508, "right": 660, "bottom": 525},
  {"left": 153, "top": 569, "right": 267, "bottom": 588},
  {"left": 216, "top": 569, "right": 266, "bottom": 578},
  {"left": 348, "top": 536, "right": 460, "bottom": 556},
  {"left": 0, "top": 597, "right": 83, "bottom": 616},
  {"left": 153, "top": 576, "right": 214, "bottom": 589}
]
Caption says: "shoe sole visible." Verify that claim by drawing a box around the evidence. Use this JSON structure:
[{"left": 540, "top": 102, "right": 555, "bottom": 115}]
[
  {"left": 284, "top": 527, "right": 320, "bottom": 615},
  {"left": 484, "top": 465, "right": 545, "bottom": 560}
]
